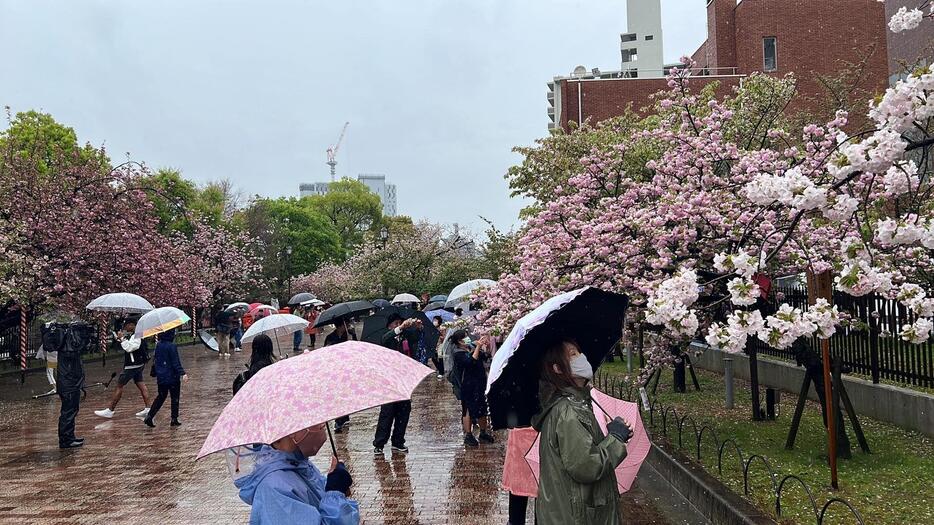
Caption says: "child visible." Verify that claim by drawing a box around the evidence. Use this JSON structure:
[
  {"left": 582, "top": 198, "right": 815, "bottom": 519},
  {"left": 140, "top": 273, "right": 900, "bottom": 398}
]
[{"left": 144, "top": 329, "right": 188, "bottom": 427}]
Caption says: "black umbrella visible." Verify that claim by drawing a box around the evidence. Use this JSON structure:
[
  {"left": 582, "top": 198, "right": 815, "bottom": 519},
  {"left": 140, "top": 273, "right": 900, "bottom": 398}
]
[
  {"left": 361, "top": 306, "right": 440, "bottom": 350},
  {"left": 288, "top": 292, "right": 316, "bottom": 305},
  {"left": 372, "top": 299, "right": 391, "bottom": 309},
  {"left": 486, "top": 287, "right": 629, "bottom": 430},
  {"left": 314, "top": 300, "right": 375, "bottom": 328}
]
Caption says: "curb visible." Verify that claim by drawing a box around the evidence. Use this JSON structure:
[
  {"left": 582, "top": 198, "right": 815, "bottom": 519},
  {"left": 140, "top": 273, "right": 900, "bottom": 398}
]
[{"left": 644, "top": 440, "right": 777, "bottom": 525}]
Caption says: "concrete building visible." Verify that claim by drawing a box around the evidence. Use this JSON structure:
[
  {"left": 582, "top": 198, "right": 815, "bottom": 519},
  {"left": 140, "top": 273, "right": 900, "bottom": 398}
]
[
  {"left": 619, "top": 0, "right": 665, "bottom": 76},
  {"left": 299, "top": 174, "right": 397, "bottom": 216},
  {"left": 549, "top": 0, "right": 889, "bottom": 131}
]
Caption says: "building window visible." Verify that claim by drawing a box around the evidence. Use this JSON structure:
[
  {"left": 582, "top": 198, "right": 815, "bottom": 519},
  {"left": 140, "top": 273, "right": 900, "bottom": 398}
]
[
  {"left": 621, "top": 33, "right": 637, "bottom": 43},
  {"left": 621, "top": 48, "right": 638, "bottom": 63},
  {"left": 763, "top": 37, "right": 777, "bottom": 71},
  {"left": 645, "top": 35, "right": 654, "bottom": 40}
]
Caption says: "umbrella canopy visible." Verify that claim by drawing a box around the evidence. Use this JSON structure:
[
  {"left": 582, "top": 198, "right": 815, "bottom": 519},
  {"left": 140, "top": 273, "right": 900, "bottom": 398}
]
[
  {"left": 86, "top": 293, "right": 154, "bottom": 314},
  {"left": 513, "top": 388, "right": 650, "bottom": 495},
  {"left": 242, "top": 313, "right": 308, "bottom": 343},
  {"left": 248, "top": 302, "right": 263, "bottom": 310},
  {"left": 134, "top": 307, "right": 191, "bottom": 339},
  {"left": 445, "top": 279, "right": 496, "bottom": 307},
  {"left": 485, "top": 286, "right": 629, "bottom": 429},
  {"left": 198, "top": 329, "right": 219, "bottom": 352},
  {"left": 197, "top": 341, "right": 434, "bottom": 458},
  {"left": 288, "top": 292, "right": 316, "bottom": 305},
  {"left": 425, "top": 309, "right": 455, "bottom": 324},
  {"left": 423, "top": 302, "right": 445, "bottom": 312},
  {"left": 314, "top": 300, "right": 375, "bottom": 328},
  {"left": 302, "top": 299, "right": 326, "bottom": 307},
  {"left": 372, "top": 299, "right": 391, "bottom": 309},
  {"left": 361, "top": 306, "right": 439, "bottom": 348},
  {"left": 248, "top": 304, "right": 278, "bottom": 318},
  {"left": 226, "top": 302, "right": 250, "bottom": 312},
  {"left": 429, "top": 294, "right": 448, "bottom": 303},
  {"left": 391, "top": 293, "right": 420, "bottom": 305}
]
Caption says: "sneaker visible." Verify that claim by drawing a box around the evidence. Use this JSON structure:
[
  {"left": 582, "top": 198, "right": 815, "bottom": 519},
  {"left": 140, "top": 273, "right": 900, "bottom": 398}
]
[
  {"left": 135, "top": 408, "right": 150, "bottom": 418},
  {"left": 170, "top": 419, "right": 181, "bottom": 427},
  {"left": 143, "top": 418, "right": 155, "bottom": 428},
  {"left": 464, "top": 433, "right": 479, "bottom": 447},
  {"left": 479, "top": 432, "right": 496, "bottom": 444},
  {"left": 94, "top": 408, "right": 115, "bottom": 419},
  {"left": 334, "top": 425, "right": 343, "bottom": 434},
  {"left": 235, "top": 347, "right": 242, "bottom": 352},
  {"left": 391, "top": 444, "right": 409, "bottom": 453},
  {"left": 373, "top": 447, "right": 384, "bottom": 455},
  {"left": 436, "top": 374, "right": 443, "bottom": 379},
  {"left": 59, "top": 440, "right": 84, "bottom": 449}
]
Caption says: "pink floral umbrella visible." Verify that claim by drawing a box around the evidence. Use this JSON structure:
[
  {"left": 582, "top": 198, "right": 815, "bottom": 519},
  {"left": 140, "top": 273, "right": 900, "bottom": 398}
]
[
  {"left": 197, "top": 341, "right": 433, "bottom": 459},
  {"left": 505, "top": 388, "right": 650, "bottom": 495}
]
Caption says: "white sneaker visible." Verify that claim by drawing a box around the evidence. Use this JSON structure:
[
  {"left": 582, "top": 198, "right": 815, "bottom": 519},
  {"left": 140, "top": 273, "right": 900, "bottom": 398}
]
[
  {"left": 94, "top": 408, "right": 115, "bottom": 419},
  {"left": 135, "top": 408, "right": 150, "bottom": 417}
]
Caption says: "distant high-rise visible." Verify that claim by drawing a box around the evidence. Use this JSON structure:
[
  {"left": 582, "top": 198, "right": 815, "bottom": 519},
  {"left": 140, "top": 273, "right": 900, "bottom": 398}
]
[
  {"left": 299, "top": 174, "right": 397, "bottom": 216},
  {"left": 619, "top": 0, "right": 665, "bottom": 77}
]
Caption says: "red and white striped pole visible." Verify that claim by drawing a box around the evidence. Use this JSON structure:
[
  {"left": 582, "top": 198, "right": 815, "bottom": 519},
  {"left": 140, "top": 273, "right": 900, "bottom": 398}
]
[
  {"left": 19, "top": 307, "right": 28, "bottom": 384},
  {"left": 191, "top": 307, "right": 197, "bottom": 338}
]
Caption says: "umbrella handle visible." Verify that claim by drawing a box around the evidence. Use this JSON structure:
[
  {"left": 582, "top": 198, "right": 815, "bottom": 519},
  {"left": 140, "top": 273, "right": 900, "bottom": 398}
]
[{"left": 326, "top": 421, "right": 339, "bottom": 460}]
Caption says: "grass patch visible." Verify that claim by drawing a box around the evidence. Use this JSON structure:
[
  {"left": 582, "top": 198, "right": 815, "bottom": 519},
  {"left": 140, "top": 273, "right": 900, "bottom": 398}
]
[{"left": 600, "top": 362, "right": 934, "bottom": 525}]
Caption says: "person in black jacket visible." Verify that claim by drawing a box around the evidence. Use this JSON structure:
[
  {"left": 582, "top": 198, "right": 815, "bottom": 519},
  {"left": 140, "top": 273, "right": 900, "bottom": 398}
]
[
  {"left": 449, "top": 329, "right": 495, "bottom": 447},
  {"left": 94, "top": 318, "right": 151, "bottom": 419},
  {"left": 372, "top": 314, "right": 419, "bottom": 454},
  {"left": 144, "top": 329, "right": 188, "bottom": 428},
  {"left": 44, "top": 322, "right": 88, "bottom": 449},
  {"left": 232, "top": 334, "right": 276, "bottom": 395},
  {"left": 325, "top": 320, "right": 357, "bottom": 432}
]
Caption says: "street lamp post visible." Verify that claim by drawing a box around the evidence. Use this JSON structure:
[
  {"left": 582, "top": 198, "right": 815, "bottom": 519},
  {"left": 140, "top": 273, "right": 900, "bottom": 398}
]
[{"left": 286, "top": 245, "right": 293, "bottom": 297}]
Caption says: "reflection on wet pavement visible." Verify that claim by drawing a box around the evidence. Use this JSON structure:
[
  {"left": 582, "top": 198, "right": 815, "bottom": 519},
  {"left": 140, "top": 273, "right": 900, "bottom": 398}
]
[{"left": 0, "top": 346, "right": 673, "bottom": 524}]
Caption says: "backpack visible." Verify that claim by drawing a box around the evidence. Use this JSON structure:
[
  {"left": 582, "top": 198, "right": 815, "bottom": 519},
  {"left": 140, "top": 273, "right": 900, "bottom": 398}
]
[
  {"left": 446, "top": 349, "right": 466, "bottom": 400},
  {"left": 232, "top": 368, "right": 253, "bottom": 395}
]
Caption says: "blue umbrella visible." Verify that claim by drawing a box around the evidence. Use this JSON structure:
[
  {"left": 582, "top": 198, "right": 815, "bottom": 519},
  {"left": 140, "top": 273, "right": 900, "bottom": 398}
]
[{"left": 425, "top": 309, "right": 455, "bottom": 323}]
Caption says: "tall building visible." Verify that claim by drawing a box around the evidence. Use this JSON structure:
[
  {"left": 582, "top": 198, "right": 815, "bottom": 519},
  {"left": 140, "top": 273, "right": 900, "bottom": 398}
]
[
  {"left": 620, "top": 0, "right": 665, "bottom": 76},
  {"left": 548, "top": 0, "right": 889, "bottom": 131},
  {"left": 298, "top": 175, "right": 397, "bottom": 216}
]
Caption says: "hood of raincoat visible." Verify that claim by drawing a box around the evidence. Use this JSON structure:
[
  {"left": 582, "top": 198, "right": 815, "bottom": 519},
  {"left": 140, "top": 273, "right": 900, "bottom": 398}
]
[
  {"left": 158, "top": 329, "right": 176, "bottom": 342},
  {"left": 235, "top": 446, "right": 313, "bottom": 505}
]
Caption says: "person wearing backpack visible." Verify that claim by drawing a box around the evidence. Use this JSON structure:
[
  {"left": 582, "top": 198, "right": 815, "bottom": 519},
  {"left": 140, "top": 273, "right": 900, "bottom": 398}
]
[
  {"left": 94, "top": 317, "right": 152, "bottom": 419},
  {"left": 449, "top": 329, "right": 495, "bottom": 447},
  {"left": 233, "top": 334, "right": 276, "bottom": 395}
]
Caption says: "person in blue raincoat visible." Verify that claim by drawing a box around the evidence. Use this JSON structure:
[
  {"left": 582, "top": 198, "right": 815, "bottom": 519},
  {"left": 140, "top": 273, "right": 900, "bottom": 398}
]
[{"left": 236, "top": 423, "right": 359, "bottom": 525}]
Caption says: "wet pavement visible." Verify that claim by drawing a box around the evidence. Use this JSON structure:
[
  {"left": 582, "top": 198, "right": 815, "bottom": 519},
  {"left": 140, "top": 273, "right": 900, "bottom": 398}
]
[{"left": 0, "top": 344, "right": 676, "bottom": 524}]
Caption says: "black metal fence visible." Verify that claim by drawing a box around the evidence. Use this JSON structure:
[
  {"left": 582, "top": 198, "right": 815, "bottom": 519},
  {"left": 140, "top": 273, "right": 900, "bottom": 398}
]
[{"left": 754, "top": 286, "right": 934, "bottom": 388}]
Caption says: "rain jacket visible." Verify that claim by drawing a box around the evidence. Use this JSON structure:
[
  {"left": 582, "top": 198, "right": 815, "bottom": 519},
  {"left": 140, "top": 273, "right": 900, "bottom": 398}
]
[
  {"left": 531, "top": 385, "right": 627, "bottom": 525},
  {"left": 236, "top": 446, "right": 359, "bottom": 525},
  {"left": 152, "top": 330, "right": 185, "bottom": 385}
]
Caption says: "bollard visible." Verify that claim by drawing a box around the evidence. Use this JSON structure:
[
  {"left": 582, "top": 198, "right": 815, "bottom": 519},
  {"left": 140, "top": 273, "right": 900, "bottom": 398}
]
[
  {"left": 723, "top": 357, "right": 734, "bottom": 409},
  {"left": 626, "top": 346, "right": 633, "bottom": 373}
]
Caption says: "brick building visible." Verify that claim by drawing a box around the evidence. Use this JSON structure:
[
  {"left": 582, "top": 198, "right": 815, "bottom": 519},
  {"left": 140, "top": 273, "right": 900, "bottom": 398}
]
[{"left": 549, "top": 0, "right": 890, "bottom": 130}]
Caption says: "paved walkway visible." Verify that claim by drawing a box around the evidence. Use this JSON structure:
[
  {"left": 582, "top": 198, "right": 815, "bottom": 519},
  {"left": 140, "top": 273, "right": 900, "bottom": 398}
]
[{"left": 0, "top": 344, "right": 675, "bottom": 524}]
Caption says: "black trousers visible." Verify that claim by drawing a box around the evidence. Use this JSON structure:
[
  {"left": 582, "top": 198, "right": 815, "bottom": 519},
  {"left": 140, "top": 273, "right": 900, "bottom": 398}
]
[
  {"left": 149, "top": 382, "right": 180, "bottom": 421},
  {"left": 508, "top": 493, "right": 529, "bottom": 525},
  {"left": 431, "top": 357, "right": 445, "bottom": 376},
  {"left": 373, "top": 400, "right": 411, "bottom": 448},
  {"left": 58, "top": 390, "right": 81, "bottom": 445}
]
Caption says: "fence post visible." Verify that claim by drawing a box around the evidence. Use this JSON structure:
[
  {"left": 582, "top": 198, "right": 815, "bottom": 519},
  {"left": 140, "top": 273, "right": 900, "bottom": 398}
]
[
  {"left": 723, "top": 357, "right": 734, "bottom": 409},
  {"left": 20, "top": 307, "right": 28, "bottom": 384},
  {"left": 868, "top": 295, "right": 880, "bottom": 384}
]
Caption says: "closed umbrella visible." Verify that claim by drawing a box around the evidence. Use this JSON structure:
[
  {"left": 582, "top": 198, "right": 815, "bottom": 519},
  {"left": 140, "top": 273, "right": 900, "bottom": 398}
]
[
  {"left": 391, "top": 293, "right": 420, "bottom": 305},
  {"left": 485, "top": 286, "right": 629, "bottom": 429},
  {"left": 197, "top": 341, "right": 434, "bottom": 459},
  {"left": 314, "top": 300, "right": 375, "bottom": 328},
  {"left": 288, "top": 292, "right": 316, "bottom": 305},
  {"left": 134, "top": 307, "right": 191, "bottom": 339},
  {"left": 445, "top": 279, "right": 496, "bottom": 307},
  {"left": 86, "top": 293, "right": 154, "bottom": 314}
]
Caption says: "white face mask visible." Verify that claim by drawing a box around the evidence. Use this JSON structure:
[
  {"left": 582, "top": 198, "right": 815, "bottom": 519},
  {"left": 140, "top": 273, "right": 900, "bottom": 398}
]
[{"left": 569, "top": 353, "right": 593, "bottom": 381}]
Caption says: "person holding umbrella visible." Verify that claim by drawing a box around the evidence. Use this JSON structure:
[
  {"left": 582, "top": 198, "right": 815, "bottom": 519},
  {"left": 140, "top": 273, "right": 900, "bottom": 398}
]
[
  {"left": 235, "top": 423, "right": 359, "bottom": 524},
  {"left": 94, "top": 317, "right": 152, "bottom": 420},
  {"left": 215, "top": 305, "right": 236, "bottom": 358},
  {"left": 325, "top": 320, "right": 356, "bottom": 433},
  {"left": 144, "top": 329, "right": 189, "bottom": 428}
]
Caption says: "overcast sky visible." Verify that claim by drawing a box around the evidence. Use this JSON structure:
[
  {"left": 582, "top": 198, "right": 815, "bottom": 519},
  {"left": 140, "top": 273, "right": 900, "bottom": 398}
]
[{"left": 1, "top": 0, "right": 706, "bottom": 233}]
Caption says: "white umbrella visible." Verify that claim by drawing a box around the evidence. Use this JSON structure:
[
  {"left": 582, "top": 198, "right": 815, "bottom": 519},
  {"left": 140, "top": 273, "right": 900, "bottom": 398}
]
[
  {"left": 135, "top": 307, "right": 191, "bottom": 339},
  {"left": 226, "top": 302, "right": 250, "bottom": 312},
  {"left": 86, "top": 293, "right": 154, "bottom": 314},
  {"left": 301, "top": 299, "right": 326, "bottom": 307},
  {"left": 445, "top": 279, "right": 496, "bottom": 307},
  {"left": 391, "top": 293, "right": 420, "bottom": 304},
  {"left": 249, "top": 304, "right": 278, "bottom": 318},
  {"left": 241, "top": 313, "right": 308, "bottom": 343}
]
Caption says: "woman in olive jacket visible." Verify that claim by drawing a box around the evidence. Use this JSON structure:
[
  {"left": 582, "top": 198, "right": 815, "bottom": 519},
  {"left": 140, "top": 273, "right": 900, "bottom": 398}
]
[{"left": 531, "top": 339, "right": 632, "bottom": 525}]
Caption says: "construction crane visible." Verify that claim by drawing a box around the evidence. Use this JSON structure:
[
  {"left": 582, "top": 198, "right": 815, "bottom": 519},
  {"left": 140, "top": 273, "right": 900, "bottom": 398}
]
[{"left": 326, "top": 122, "right": 350, "bottom": 182}]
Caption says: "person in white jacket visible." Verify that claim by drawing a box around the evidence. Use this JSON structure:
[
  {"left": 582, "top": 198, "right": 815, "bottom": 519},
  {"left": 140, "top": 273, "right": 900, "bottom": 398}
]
[{"left": 94, "top": 318, "right": 152, "bottom": 419}]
